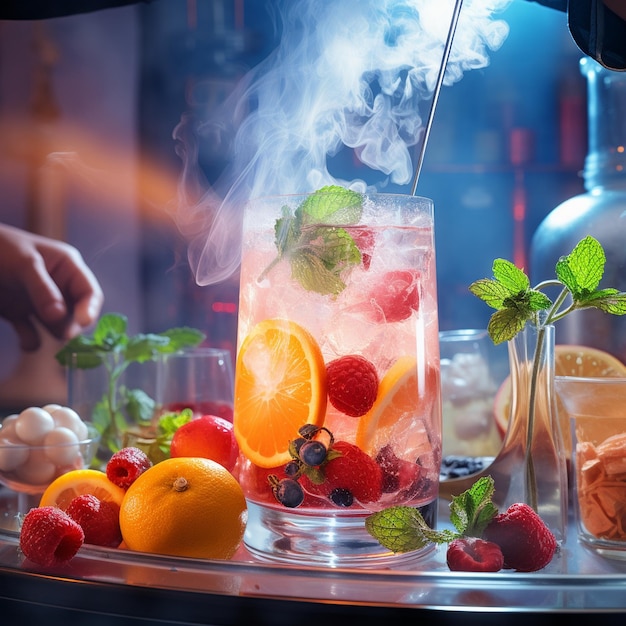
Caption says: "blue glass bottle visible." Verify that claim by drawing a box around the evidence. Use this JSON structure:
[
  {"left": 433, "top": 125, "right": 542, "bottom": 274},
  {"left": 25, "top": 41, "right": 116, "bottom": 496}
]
[{"left": 530, "top": 57, "right": 626, "bottom": 363}]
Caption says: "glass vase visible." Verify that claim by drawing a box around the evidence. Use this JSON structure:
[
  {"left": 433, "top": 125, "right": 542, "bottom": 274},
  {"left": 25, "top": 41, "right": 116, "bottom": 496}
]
[{"left": 488, "top": 322, "right": 568, "bottom": 543}]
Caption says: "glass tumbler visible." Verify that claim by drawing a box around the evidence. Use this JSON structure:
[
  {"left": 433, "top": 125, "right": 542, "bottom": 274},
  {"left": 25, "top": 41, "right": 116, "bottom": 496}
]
[{"left": 233, "top": 190, "right": 441, "bottom": 565}]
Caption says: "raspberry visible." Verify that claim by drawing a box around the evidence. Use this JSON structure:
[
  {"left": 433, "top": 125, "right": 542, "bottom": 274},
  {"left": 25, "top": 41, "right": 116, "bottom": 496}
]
[
  {"left": 302, "top": 440, "right": 383, "bottom": 505},
  {"left": 366, "top": 270, "right": 420, "bottom": 323},
  {"left": 326, "top": 355, "right": 379, "bottom": 417},
  {"left": 66, "top": 494, "right": 122, "bottom": 548},
  {"left": 375, "top": 444, "right": 422, "bottom": 496},
  {"left": 352, "top": 227, "right": 375, "bottom": 270},
  {"left": 483, "top": 502, "right": 557, "bottom": 572},
  {"left": 106, "top": 446, "right": 152, "bottom": 489},
  {"left": 446, "top": 537, "right": 504, "bottom": 572},
  {"left": 19, "top": 506, "right": 84, "bottom": 567}
]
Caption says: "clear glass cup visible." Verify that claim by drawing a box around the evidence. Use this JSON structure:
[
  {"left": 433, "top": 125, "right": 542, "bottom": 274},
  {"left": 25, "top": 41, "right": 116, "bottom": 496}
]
[
  {"left": 67, "top": 354, "right": 158, "bottom": 465},
  {"left": 156, "top": 347, "right": 234, "bottom": 422},
  {"left": 233, "top": 191, "right": 441, "bottom": 565},
  {"left": 439, "top": 328, "right": 506, "bottom": 460},
  {"left": 555, "top": 375, "right": 626, "bottom": 558}
]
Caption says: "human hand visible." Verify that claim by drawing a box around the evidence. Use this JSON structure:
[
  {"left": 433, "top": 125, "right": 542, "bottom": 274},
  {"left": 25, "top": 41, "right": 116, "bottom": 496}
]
[{"left": 0, "top": 224, "right": 104, "bottom": 351}]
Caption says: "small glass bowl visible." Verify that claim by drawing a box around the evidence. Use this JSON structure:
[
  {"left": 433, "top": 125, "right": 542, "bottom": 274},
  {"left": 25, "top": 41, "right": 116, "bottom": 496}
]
[{"left": 0, "top": 423, "right": 100, "bottom": 495}]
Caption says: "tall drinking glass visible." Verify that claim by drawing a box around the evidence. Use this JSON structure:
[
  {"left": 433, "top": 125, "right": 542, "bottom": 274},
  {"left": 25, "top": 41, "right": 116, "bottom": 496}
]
[{"left": 233, "top": 190, "right": 441, "bottom": 565}]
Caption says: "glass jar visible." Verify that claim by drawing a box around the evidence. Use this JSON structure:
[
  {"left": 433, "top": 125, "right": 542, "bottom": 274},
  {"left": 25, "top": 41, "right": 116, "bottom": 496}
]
[{"left": 530, "top": 57, "right": 626, "bottom": 363}]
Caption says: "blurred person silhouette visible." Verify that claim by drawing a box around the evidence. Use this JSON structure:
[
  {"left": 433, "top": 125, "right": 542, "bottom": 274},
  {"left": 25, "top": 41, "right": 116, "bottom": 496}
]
[
  {"left": 526, "top": 0, "right": 626, "bottom": 70},
  {"left": 0, "top": 223, "right": 103, "bottom": 352},
  {"left": 0, "top": 0, "right": 625, "bottom": 71}
]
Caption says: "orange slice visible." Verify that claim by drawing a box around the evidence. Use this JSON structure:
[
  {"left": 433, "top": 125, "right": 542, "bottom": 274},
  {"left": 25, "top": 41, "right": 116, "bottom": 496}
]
[
  {"left": 554, "top": 344, "right": 626, "bottom": 377},
  {"left": 233, "top": 318, "right": 327, "bottom": 468},
  {"left": 39, "top": 468, "right": 126, "bottom": 511},
  {"left": 356, "top": 356, "right": 436, "bottom": 458},
  {"left": 493, "top": 345, "right": 626, "bottom": 449}
]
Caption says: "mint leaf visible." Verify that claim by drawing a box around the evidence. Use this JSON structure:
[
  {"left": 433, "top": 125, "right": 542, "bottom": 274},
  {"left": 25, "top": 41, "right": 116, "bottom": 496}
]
[
  {"left": 579, "top": 288, "right": 626, "bottom": 314},
  {"left": 556, "top": 235, "right": 605, "bottom": 295},
  {"left": 55, "top": 312, "right": 206, "bottom": 456},
  {"left": 492, "top": 258, "right": 529, "bottom": 293},
  {"left": 159, "top": 409, "right": 193, "bottom": 438},
  {"left": 125, "top": 334, "right": 171, "bottom": 363},
  {"left": 365, "top": 476, "right": 498, "bottom": 554},
  {"left": 124, "top": 388, "right": 156, "bottom": 425},
  {"left": 365, "top": 506, "right": 456, "bottom": 553},
  {"left": 449, "top": 476, "right": 498, "bottom": 537},
  {"left": 298, "top": 185, "right": 363, "bottom": 225},
  {"left": 469, "top": 236, "right": 626, "bottom": 346},
  {"left": 260, "top": 185, "right": 366, "bottom": 296},
  {"left": 93, "top": 312, "right": 129, "bottom": 349},
  {"left": 159, "top": 327, "right": 207, "bottom": 353}
]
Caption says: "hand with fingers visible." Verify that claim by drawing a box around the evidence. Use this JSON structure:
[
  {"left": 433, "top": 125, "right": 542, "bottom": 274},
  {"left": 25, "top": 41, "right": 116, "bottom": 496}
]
[{"left": 0, "top": 223, "right": 103, "bottom": 351}]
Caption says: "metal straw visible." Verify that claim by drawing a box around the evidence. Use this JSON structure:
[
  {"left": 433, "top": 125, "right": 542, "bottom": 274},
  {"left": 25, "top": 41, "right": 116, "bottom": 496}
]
[{"left": 410, "top": 0, "right": 465, "bottom": 196}]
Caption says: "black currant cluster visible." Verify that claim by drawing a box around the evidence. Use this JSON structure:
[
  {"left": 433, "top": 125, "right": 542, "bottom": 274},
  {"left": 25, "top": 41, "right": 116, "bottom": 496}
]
[{"left": 269, "top": 424, "right": 335, "bottom": 508}]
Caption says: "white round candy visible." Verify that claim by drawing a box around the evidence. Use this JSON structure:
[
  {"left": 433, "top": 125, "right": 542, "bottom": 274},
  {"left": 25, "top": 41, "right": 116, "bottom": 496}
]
[
  {"left": 15, "top": 449, "right": 56, "bottom": 485},
  {"left": 15, "top": 407, "right": 55, "bottom": 444},
  {"left": 50, "top": 406, "right": 88, "bottom": 440},
  {"left": 0, "top": 415, "right": 19, "bottom": 439},
  {"left": 0, "top": 438, "right": 29, "bottom": 472},
  {"left": 42, "top": 403, "right": 63, "bottom": 415},
  {"left": 43, "top": 427, "right": 81, "bottom": 465}
]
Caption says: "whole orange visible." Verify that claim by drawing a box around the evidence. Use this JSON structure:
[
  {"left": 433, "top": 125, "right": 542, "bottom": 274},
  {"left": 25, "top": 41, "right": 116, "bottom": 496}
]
[
  {"left": 170, "top": 415, "right": 239, "bottom": 472},
  {"left": 119, "top": 457, "right": 247, "bottom": 560}
]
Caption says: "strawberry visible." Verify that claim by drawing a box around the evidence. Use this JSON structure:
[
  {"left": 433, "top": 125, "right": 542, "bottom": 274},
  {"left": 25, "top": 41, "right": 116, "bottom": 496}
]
[
  {"left": 326, "top": 355, "right": 379, "bottom": 417},
  {"left": 483, "top": 502, "right": 557, "bottom": 572},
  {"left": 375, "top": 444, "right": 422, "bottom": 497},
  {"left": 446, "top": 537, "right": 504, "bottom": 572},
  {"left": 106, "top": 446, "right": 152, "bottom": 490},
  {"left": 66, "top": 494, "right": 122, "bottom": 548},
  {"left": 302, "top": 440, "right": 383, "bottom": 506},
  {"left": 20, "top": 506, "right": 84, "bottom": 567}
]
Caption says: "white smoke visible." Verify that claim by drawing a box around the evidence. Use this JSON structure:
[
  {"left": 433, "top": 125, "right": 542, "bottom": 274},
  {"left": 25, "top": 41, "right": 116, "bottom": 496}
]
[{"left": 173, "top": 0, "right": 512, "bottom": 286}]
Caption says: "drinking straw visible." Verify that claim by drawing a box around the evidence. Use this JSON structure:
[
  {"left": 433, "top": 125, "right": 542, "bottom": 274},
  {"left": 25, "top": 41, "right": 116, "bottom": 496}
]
[{"left": 410, "top": 0, "right": 465, "bottom": 195}]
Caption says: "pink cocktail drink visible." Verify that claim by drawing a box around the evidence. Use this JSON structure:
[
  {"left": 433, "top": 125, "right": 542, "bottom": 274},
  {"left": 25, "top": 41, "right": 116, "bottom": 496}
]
[{"left": 233, "top": 189, "right": 441, "bottom": 564}]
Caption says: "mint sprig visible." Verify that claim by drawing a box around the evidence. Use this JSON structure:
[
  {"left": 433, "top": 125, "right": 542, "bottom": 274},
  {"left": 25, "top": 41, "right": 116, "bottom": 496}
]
[
  {"left": 259, "top": 185, "right": 365, "bottom": 295},
  {"left": 469, "top": 235, "right": 626, "bottom": 345},
  {"left": 365, "top": 476, "right": 498, "bottom": 553},
  {"left": 56, "top": 313, "right": 205, "bottom": 458},
  {"left": 468, "top": 235, "right": 626, "bottom": 514}
]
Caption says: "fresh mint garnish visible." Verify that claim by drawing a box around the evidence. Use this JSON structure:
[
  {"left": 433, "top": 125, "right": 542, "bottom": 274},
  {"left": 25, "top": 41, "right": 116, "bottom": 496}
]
[
  {"left": 365, "top": 476, "right": 498, "bottom": 553},
  {"left": 469, "top": 235, "right": 626, "bottom": 345},
  {"left": 56, "top": 312, "right": 205, "bottom": 458},
  {"left": 260, "top": 185, "right": 365, "bottom": 296},
  {"left": 469, "top": 235, "right": 626, "bottom": 515}
]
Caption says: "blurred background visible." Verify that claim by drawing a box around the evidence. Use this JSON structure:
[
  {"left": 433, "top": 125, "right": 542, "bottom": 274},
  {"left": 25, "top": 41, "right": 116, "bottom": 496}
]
[{"left": 0, "top": 0, "right": 585, "bottom": 412}]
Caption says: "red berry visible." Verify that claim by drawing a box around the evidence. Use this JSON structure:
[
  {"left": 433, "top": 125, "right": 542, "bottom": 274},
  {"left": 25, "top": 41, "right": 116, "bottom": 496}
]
[
  {"left": 66, "top": 494, "right": 122, "bottom": 548},
  {"left": 352, "top": 227, "right": 375, "bottom": 270},
  {"left": 326, "top": 355, "right": 379, "bottom": 417},
  {"left": 302, "top": 440, "right": 383, "bottom": 505},
  {"left": 375, "top": 444, "right": 422, "bottom": 497},
  {"left": 170, "top": 414, "right": 239, "bottom": 472},
  {"left": 106, "top": 447, "right": 152, "bottom": 490},
  {"left": 365, "top": 270, "right": 420, "bottom": 323},
  {"left": 20, "top": 506, "right": 84, "bottom": 567},
  {"left": 483, "top": 502, "right": 557, "bottom": 572},
  {"left": 446, "top": 537, "right": 504, "bottom": 572}
]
